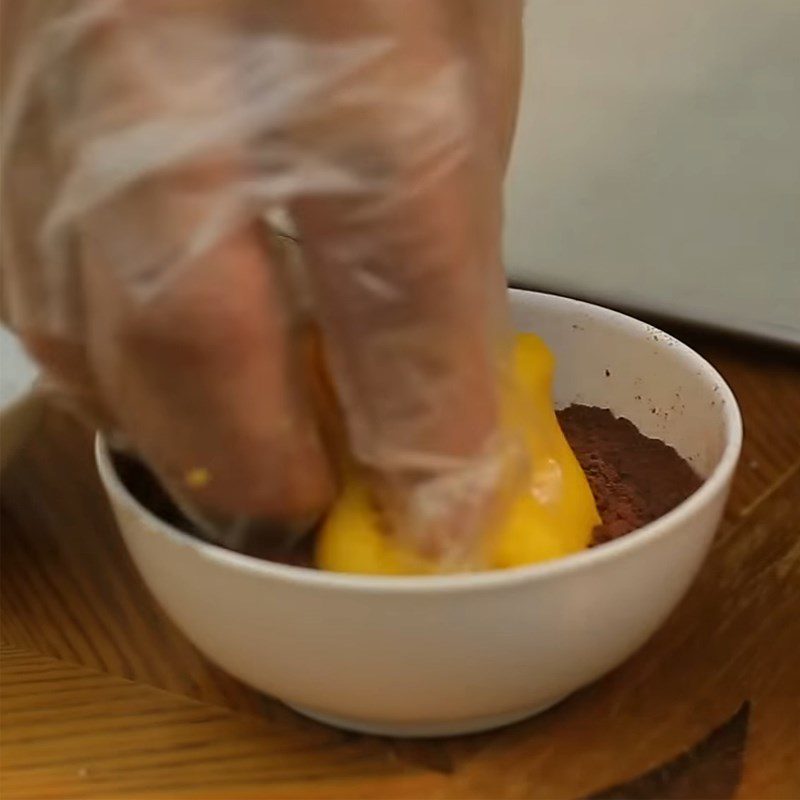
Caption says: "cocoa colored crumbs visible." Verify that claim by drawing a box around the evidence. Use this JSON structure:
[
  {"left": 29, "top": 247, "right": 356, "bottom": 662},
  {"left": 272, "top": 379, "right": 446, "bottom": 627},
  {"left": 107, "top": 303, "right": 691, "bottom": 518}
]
[{"left": 557, "top": 404, "right": 702, "bottom": 545}]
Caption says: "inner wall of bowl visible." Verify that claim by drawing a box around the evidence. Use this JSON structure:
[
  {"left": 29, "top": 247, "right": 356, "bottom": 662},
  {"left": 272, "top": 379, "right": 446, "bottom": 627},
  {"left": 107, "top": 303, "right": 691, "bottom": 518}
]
[{"left": 510, "top": 291, "right": 728, "bottom": 478}]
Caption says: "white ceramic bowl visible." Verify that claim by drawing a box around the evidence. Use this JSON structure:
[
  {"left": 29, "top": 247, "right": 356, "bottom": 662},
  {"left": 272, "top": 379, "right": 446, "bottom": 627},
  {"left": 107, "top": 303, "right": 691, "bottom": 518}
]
[{"left": 96, "top": 290, "right": 742, "bottom": 737}]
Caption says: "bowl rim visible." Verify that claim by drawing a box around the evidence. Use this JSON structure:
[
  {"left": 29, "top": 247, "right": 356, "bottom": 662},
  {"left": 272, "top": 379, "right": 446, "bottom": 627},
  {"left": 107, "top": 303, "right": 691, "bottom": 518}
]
[{"left": 95, "top": 290, "right": 743, "bottom": 595}]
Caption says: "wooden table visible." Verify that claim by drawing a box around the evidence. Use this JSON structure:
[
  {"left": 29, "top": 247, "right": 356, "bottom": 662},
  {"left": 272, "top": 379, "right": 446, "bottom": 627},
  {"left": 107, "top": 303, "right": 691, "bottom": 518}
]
[{"left": 2, "top": 329, "right": 799, "bottom": 800}]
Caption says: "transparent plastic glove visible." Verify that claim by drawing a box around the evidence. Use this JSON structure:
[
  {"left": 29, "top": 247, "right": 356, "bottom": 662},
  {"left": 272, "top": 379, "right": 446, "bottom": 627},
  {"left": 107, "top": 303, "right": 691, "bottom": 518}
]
[{"left": 1, "top": 0, "right": 523, "bottom": 565}]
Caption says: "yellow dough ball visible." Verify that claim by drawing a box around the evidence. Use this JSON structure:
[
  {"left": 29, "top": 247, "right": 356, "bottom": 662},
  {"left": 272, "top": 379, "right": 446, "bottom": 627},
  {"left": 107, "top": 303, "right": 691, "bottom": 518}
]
[{"left": 316, "top": 334, "right": 600, "bottom": 574}]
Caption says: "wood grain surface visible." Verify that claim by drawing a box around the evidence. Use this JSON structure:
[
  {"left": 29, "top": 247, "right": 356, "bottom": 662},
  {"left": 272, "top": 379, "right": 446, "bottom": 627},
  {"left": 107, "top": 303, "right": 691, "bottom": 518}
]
[{"left": 1, "top": 329, "right": 799, "bottom": 799}]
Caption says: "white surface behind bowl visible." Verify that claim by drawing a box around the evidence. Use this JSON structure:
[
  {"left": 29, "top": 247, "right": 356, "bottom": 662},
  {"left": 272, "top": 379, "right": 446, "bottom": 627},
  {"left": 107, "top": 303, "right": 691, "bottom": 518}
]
[
  {"left": 505, "top": 1, "right": 800, "bottom": 345},
  {"left": 1, "top": 329, "right": 37, "bottom": 410},
  {"left": 0, "top": 330, "right": 41, "bottom": 470},
  {"left": 97, "top": 290, "right": 742, "bottom": 737}
]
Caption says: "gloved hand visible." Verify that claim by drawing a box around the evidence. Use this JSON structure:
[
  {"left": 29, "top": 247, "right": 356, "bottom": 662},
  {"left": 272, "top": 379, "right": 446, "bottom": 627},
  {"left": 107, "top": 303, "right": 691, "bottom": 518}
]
[{"left": 1, "top": 0, "right": 523, "bottom": 564}]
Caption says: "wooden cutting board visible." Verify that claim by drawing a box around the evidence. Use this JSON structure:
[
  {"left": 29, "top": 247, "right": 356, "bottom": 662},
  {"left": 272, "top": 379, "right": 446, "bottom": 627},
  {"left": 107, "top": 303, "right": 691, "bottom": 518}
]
[{"left": 1, "top": 328, "right": 799, "bottom": 799}]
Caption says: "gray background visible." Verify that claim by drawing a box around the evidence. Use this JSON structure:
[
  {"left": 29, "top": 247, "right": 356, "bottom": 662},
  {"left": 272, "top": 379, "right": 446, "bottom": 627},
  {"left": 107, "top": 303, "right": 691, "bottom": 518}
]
[{"left": 505, "top": 0, "right": 800, "bottom": 344}]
